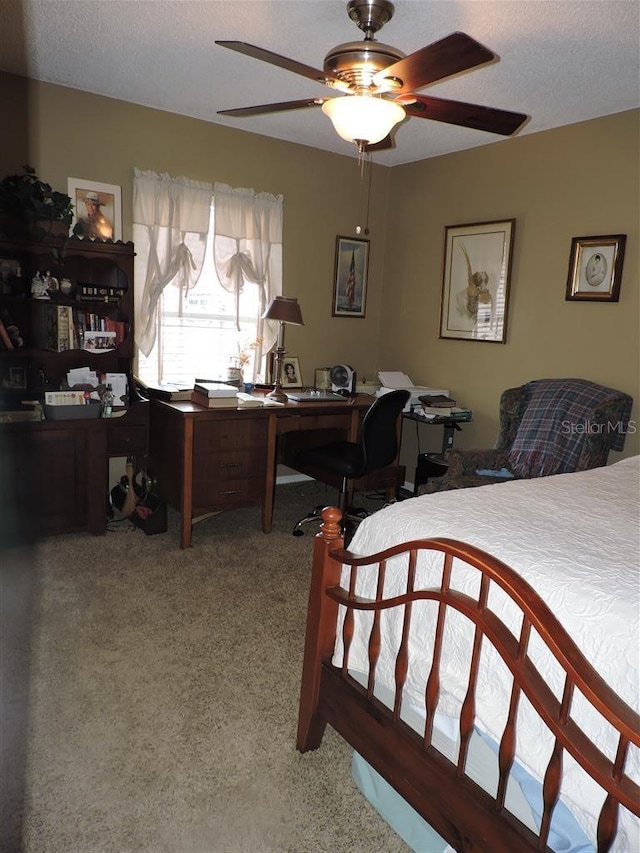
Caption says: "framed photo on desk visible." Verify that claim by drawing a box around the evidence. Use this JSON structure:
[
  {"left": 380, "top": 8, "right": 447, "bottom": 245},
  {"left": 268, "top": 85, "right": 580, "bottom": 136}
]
[{"left": 281, "top": 357, "right": 302, "bottom": 388}]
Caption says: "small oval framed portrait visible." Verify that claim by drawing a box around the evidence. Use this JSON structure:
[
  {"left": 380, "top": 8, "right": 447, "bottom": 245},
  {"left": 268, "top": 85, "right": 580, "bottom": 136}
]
[{"left": 566, "top": 235, "right": 626, "bottom": 302}]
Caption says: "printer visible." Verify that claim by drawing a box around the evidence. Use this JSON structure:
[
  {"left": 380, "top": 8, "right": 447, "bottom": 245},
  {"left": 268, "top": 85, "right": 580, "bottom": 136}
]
[{"left": 376, "top": 372, "right": 450, "bottom": 413}]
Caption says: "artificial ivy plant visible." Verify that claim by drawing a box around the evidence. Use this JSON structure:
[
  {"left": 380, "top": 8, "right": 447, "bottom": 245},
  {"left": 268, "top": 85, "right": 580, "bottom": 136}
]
[{"left": 0, "top": 165, "right": 81, "bottom": 242}]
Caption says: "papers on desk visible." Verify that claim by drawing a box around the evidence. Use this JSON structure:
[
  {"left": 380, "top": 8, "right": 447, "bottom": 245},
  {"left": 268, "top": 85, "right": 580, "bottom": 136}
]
[
  {"left": 236, "top": 393, "right": 284, "bottom": 408},
  {"left": 413, "top": 407, "right": 472, "bottom": 422},
  {"left": 377, "top": 371, "right": 414, "bottom": 388},
  {"left": 65, "top": 367, "right": 128, "bottom": 407},
  {"left": 67, "top": 367, "right": 99, "bottom": 387}
]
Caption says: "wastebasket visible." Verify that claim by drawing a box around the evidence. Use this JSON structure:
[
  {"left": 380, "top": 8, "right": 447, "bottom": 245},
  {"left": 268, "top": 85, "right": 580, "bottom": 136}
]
[{"left": 414, "top": 453, "right": 449, "bottom": 494}]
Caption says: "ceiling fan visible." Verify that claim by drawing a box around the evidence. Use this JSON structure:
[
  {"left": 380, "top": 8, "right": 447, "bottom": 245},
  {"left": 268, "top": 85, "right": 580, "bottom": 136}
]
[{"left": 216, "top": 0, "right": 528, "bottom": 154}]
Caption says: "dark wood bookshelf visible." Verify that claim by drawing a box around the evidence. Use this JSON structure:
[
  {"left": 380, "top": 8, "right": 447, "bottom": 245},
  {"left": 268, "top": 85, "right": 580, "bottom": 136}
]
[{"left": 0, "top": 234, "right": 148, "bottom": 537}]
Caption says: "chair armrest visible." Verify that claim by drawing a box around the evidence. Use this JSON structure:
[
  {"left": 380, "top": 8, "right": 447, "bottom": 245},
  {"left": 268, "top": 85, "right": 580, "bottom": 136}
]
[{"left": 447, "top": 448, "right": 509, "bottom": 477}]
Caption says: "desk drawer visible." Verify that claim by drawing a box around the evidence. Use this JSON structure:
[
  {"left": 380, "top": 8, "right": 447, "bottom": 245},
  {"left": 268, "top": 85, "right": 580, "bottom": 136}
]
[
  {"left": 193, "top": 474, "right": 264, "bottom": 511},
  {"left": 192, "top": 449, "right": 265, "bottom": 508},
  {"left": 197, "top": 449, "right": 265, "bottom": 480},
  {"left": 277, "top": 412, "right": 355, "bottom": 435},
  {"left": 194, "top": 418, "right": 266, "bottom": 453}
]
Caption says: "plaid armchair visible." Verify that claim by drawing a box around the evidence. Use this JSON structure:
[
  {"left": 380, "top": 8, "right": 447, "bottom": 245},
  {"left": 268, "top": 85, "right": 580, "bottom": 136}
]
[{"left": 418, "top": 379, "right": 633, "bottom": 496}]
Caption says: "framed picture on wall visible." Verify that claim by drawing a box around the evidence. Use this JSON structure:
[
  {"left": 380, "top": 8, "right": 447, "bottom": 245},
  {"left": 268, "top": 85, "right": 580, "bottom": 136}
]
[
  {"left": 281, "top": 356, "right": 302, "bottom": 388},
  {"left": 68, "top": 178, "right": 122, "bottom": 241},
  {"left": 439, "top": 219, "right": 515, "bottom": 343},
  {"left": 332, "top": 235, "right": 369, "bottom": 318},
  {"left": 565, "top": 234, "right": 626, "bottom": 302}
]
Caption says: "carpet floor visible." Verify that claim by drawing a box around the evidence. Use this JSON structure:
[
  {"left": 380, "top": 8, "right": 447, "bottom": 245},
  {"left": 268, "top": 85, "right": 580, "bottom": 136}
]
[{"left": 18, "top": 482, "right": 410, "bottom": 853}]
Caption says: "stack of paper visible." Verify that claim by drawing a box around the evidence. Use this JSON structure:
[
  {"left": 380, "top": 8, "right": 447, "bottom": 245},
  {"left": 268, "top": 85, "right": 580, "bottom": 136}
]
[
  {"left": 236, "top": 393, "right": 284, "bottom": 408},
  {"left": 377, "top": 371, "right": 450, "bottom": 412}
]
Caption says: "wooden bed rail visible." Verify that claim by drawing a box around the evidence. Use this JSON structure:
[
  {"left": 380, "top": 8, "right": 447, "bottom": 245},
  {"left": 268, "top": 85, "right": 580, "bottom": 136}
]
[{"left": 297, "top": 507, "right": 640, "bottom": 853}]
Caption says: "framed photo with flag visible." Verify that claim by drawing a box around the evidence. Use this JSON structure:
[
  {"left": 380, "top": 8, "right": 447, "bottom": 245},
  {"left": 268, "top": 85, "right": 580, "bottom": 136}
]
[{"left": 332, "top": 235, "right": 369, "bottom": 318}]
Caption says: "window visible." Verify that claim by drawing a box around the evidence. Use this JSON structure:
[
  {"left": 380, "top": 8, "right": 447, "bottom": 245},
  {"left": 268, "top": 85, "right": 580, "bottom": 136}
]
[{"left": 136, "top": 207, "right": 263, "bottom": 387}]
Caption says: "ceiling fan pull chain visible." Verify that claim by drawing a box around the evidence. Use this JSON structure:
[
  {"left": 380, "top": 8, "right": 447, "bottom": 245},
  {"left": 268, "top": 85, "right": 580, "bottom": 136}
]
[
  {"left": 364, "top": 152, "right": 373, "bottom": 235},
  {"left": 355, "top": 151, "right": 372, "bottom": 236}
]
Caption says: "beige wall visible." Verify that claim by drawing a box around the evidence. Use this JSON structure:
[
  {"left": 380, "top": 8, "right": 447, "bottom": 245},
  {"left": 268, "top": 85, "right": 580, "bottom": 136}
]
[
  {"left": 383, "top": 109, "right": 639, "bottom": 462},
  {"left": 3, "top": 72, "right": 638, "bottom": 464},
  {"left": 0, "top": 71, "right": 389, "bottom": 384}
]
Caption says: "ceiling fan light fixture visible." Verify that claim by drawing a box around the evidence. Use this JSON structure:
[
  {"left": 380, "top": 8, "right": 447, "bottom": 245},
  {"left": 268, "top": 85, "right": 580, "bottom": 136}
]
[{"left": 322, "top": 95, "right": 405, "bottom": 145}]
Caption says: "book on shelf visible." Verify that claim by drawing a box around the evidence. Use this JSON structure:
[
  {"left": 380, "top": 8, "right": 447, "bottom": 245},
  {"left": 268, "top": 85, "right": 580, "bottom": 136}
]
[
  {"left": 421, "top": 405, "right": 454, "bottom": 416},
  {"left": 418, "top": 394, "right": 457, "bottom": 408},
  {"left": 193, "top": 381, "right": 238, "bottom": 398},
  {"left": 104, "top": 318, "right": 126, "bottom": 346},
  {"left": 190, "top": 390, "right": 239, "bottom": 409},
  {"left": 45, "top": 304, "right": 72, "bottom": 351}
]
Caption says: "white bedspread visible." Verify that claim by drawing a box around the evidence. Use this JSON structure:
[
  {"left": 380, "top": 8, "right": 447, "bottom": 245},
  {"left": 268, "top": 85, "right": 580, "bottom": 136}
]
[{"left": 334, "top": 456, "right": 640, "bottom": 851}]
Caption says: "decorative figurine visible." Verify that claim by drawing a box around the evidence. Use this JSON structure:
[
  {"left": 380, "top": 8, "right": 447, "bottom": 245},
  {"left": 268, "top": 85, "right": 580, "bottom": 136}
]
[
  {"left": 31, "top": 271, "right": 50, "bottom": 299},
  {"left": 44, "top": 270, "right": 59, "bottom": 295},
  {"left": 60, "top": 277, "right": 74, "bottom": 296}
]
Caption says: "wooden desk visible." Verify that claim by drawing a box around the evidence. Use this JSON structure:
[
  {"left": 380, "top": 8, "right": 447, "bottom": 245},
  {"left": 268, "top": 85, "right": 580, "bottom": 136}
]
[{"left": 148, "top": 396, "right": 377, "bottom": 548}]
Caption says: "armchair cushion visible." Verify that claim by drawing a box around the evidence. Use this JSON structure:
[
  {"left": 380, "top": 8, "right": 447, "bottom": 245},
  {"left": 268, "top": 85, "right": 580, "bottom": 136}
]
[{"left": 445, "top": 447, "right": 510, "bottom": 478}]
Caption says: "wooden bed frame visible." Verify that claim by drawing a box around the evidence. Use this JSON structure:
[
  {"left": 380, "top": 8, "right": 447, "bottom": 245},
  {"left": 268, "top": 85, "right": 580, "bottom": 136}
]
[{"left": 297, "top": 508, "right": 640, "bottom": 853}]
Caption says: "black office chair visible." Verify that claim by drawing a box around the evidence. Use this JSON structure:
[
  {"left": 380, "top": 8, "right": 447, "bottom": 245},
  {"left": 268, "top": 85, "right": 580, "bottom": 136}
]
[{"left": 291, "top": 389, "right": 410, "bottom": 540}]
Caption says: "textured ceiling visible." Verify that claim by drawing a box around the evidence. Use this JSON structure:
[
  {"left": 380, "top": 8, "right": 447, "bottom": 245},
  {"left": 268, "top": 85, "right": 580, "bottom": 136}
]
[{"left": 1, "top": 0, "right": 638, "bottom": 166}]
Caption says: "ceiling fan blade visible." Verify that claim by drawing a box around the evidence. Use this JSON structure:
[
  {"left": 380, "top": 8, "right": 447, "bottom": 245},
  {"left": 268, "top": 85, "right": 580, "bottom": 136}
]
[
  {"left": 216, "top": 41, "right": 343, "bottom": 88},
  {"left": 373, "top": 32, "right": 494, "bottom": 94},
  {"left": 218, "top": 98, "right": 327, "bottom": 118},
  {"left": 402, "top": 94, "right": 528, "bottom": 136}
]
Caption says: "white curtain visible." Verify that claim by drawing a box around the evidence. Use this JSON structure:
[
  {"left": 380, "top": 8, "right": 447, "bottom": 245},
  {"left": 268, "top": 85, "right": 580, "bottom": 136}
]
[
  {"left": 133, "top": 168, "right": 213, "bottom": 357},
  {"left": 213, "top": 182, "right": 283, "bottom": 361}
]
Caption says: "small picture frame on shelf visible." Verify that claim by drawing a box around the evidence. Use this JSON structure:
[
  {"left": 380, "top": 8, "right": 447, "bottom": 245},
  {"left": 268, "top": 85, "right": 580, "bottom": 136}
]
[
  {"left": 0, "top": 258, "right": 21, "bottom": 296},
  {"left": 83, "top": 330, "right": 117, "bottom": 352},
  {"left": 281, "top": 357, "right": 302, "bottom": 388},
  {"left": 68, "top": 178, "right": 122, "bottom": 241},
  {"left": 8, "top": 367, "right": 27, "bottom": 389},
  {"left": 565, "top": 234, "right": 626, "bottom": 302}
]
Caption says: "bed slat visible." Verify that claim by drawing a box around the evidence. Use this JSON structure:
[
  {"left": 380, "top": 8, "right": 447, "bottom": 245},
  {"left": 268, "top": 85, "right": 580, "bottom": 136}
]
[
  {"left": 393, "top": 550, "right": 417, "bottom": 720},
  {"left": 458, "top": 574, "right": 490, "bottom": 778},
  {"left": 497, "top": 617, "right": 531, "bottom": 811},
  {"left": 424, "top": 552, "right": 453, "bottom": 746},
  {"left": 366, "top": 560, "right": 386, "bottom": 698}
]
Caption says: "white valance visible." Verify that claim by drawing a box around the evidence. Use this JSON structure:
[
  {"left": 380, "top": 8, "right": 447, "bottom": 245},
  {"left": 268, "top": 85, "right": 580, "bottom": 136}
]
[{"left": 133, "top": 168, "right": 213, "bottom": 357}]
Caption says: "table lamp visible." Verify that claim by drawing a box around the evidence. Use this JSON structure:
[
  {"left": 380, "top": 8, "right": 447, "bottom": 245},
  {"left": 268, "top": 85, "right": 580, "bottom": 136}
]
[{"left": 262, "top": 296, "right": 304, "bottom": 402}]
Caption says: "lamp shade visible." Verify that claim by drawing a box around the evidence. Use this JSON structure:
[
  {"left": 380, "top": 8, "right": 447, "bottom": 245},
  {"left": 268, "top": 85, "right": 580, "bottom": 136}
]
[
  {"left": 262, "top": 296, "right": 304, "bottom": 325},
  {"left": 322, "top": 95, "right": 405, "bottom": 145}
]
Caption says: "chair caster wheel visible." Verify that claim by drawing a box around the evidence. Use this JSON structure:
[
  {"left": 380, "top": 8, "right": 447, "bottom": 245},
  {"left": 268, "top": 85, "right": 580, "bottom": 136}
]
[{"left": 292, "top": 529, "right": 304, "bottom": 537}]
